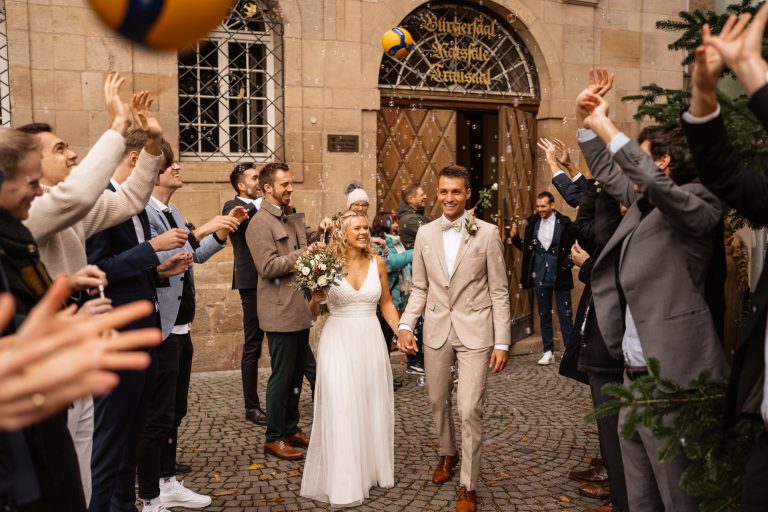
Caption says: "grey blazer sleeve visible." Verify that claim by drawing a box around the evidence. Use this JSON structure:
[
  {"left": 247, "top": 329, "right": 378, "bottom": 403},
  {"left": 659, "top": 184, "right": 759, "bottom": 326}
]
[
  {"left": 194, "top": 233, "right": 225, "bottom": 263},
  {"left": 578, "top": 136, "right": 637, "bottom": 207},
  {"left": 613, "top": 141, "right": 721, "bottom": 235}
]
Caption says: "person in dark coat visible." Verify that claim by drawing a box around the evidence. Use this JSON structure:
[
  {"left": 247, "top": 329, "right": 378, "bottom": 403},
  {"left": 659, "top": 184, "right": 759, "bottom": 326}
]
[{"left": 511, "top": 191, "right": 575, "bottom": 365}]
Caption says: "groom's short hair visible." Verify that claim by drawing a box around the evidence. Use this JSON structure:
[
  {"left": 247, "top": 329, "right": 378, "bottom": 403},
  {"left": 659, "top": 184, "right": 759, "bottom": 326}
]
[{"left": 438, "top": 165, "right": 470, "bottom": 189}]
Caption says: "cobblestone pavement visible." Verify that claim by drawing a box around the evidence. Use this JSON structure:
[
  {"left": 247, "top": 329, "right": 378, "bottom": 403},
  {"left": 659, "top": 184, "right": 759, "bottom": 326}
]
[{"left": 175, "top": 354, "right": 602, "bottom": 511}]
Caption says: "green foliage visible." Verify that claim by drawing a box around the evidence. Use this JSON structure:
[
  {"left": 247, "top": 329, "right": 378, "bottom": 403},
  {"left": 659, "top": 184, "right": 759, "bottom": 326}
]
[
  {"left": 620, "top": 0, "right": 768, "bottom": 227},
  {"left": 587, "top": 358, "right": 763, "bottom": 511}
]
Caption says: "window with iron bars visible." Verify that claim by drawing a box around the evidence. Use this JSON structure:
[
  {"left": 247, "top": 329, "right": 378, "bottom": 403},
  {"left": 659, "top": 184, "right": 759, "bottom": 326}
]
[
  {"left": 178, "top": 1, "right": 284, "bottom": 162},
  {"left": 0, "top": 0, "right": 11, "bottom": 127}
]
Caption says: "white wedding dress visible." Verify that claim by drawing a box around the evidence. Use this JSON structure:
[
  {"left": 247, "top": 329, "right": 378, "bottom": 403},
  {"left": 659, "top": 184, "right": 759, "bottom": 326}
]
[{"left": 300, "top": 258, "right": 395, "bottom": 508}]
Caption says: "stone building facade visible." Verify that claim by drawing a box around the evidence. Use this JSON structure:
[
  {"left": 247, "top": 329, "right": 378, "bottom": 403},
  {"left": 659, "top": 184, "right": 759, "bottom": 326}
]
[{"left": 5, "top": 0, "right": 690, "bottom": 370}]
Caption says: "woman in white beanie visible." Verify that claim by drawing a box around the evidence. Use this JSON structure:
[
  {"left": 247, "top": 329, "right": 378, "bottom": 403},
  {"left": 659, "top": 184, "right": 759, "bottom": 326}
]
[{"left": 345, "top": 183, "right": 370, "bottom": 216}]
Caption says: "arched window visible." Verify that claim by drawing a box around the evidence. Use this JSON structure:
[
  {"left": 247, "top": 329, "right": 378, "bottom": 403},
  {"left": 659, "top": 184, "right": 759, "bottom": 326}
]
[
  {"left": 178, "top": 0, "right": 284, "bottom": 162},
  {"left": 0, "top": 0, "right": 11, "bottom": 126}
]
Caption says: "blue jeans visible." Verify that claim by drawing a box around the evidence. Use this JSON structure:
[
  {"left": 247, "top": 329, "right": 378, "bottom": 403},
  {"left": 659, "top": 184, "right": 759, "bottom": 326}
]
[{"left": 534, "top": 287, "right": 574, "bottom": 353}]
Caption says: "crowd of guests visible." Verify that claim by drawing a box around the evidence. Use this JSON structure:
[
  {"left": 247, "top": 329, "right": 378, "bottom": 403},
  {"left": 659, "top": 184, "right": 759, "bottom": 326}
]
[{"left": 2, "top": 7, "right": 768, "bottom": 512}]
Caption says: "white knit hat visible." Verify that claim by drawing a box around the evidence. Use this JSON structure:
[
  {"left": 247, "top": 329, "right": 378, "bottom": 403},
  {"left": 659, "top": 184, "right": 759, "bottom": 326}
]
[{"left": 346, "top": 187, "right": 370, "bottom": 209}]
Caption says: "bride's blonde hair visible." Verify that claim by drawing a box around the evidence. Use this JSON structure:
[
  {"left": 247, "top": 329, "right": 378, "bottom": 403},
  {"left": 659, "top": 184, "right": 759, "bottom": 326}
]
[{"left": 329, "top": 211, "right": 373, "bottom": 264}]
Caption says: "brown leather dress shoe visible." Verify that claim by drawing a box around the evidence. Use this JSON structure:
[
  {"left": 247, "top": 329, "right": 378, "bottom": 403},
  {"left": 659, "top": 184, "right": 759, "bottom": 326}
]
[
  {"left": 456, "top": 486, "right": 477, "bottom": 512},
  {"left": 286, "top": 430, "right": 310, "bottom": 447},
  {"left": 579, "top": 481, "right": 611, "bottom": 499},
  {"left": 432, "top": 454, "right": 459, "bottom": 484},
  {"left": 569, "top": 464, "right": 609, "bottom": 483},
  {"left": 263, "top": 439, "right": 304, "bottom": 460},
  {"left": 583, "top": 504, "right": 612, "bottom": 512}
]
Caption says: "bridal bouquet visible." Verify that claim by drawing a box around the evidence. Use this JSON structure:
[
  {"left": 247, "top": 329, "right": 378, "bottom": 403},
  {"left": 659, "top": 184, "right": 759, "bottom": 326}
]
[{"left": 293, "top": 246, "right": 344, "bottom": 315}]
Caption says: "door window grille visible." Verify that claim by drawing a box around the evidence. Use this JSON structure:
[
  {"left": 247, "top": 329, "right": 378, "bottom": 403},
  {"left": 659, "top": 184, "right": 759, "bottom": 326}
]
[
  {"left": 379, "top": 2, "right": 539, "bottom": 104},
  {"left": 0, "top": 1, "right": 11, "bottom": 126},
  {"left": 178, "top": 0, "right": 283, "bottom": 162}
]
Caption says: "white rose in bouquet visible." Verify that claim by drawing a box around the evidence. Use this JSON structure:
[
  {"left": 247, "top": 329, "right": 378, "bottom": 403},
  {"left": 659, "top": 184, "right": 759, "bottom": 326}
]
[
  {"left": 317, "top": 276, "right": 328, "bottom": 287},
  {"left": 302, "top": 266, "right": 311, "bottom": 276},
  {"left": 319, "top": 263, "right": 327, "bottom": 271}
]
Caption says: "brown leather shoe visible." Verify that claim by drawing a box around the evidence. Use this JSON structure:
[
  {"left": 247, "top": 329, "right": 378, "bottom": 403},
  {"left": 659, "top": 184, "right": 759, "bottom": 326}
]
[
  {"left": 286, "top": 429, "right": 310, "bottom": 447},
  {"left": 569, "top": 464, "right": 609, "bottom": 483},
  {"left": 589, "top": 455, "right": 603, "bottom": 467},
  {"left": 578, "top": 481, "right": 611, "bottom": 500},
  {"left": 583, "top": 504, "right": 612, "bottom": 512},
  {"left": 263, "top": 439, "right": 304, "bottom": 460},
  {"left": 432, "top": 454, "right": 459, "bottom": 484},
  {"left": 456, "top": 486, "right": 477, "bottom": 512}
]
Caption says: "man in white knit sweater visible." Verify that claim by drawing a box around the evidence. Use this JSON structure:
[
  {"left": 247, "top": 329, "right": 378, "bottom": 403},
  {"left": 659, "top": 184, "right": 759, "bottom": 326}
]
[{"left": 19, "top": 74, "right": 166, "bottom": 506}]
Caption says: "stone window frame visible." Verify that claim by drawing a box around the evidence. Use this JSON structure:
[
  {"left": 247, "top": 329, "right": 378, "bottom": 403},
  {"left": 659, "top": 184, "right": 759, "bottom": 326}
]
[
  {"left": 178, "top": 1, "right": 284, "bottom": 162},
  {"left": 0, "top": 0, "right": 11, "bottom": 126}
]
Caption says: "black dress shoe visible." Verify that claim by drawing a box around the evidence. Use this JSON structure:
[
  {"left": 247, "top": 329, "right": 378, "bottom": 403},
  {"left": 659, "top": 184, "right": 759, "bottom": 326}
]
[
  {"left": 245, "top": 407, "right": 267, "bottom": 425},
  {"left": 175, "top": 463, "right": 192, "bottom": 475}
]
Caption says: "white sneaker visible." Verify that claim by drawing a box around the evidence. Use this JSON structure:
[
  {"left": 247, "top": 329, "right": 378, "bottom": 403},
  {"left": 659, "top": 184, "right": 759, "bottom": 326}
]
[
  {"left": 159, "top": 478, "right": 212, "bottom": 509},
  {"left": 537, "top": 351, "right": 554, "bottom": 365},
  {"left": 141, "top": 498, "right": 170, "bottom": 512}
]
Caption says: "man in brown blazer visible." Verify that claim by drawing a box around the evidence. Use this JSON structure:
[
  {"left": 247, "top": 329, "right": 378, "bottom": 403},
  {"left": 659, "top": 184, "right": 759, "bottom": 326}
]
[
  {"left": 246, "top": 162, "right": 331, "bottom": 460},
  {"left": 398, "top": 165, "right": 512, "bottom": 512}
]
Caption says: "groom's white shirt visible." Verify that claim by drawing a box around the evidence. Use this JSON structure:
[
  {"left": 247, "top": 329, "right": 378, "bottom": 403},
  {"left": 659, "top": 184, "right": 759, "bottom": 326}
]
[{"left": 399, "top": 210, "right": 509, "bottom": 351}]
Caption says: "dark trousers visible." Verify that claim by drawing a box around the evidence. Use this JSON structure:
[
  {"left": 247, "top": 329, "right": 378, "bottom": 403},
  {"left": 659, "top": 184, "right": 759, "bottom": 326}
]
[
  {"left": 135, "top": 333, "right": 193, "bottom": 499},
  {"left": 407, "top": 316, "right": 425, "bottom": 367},
  {"left": 741, "top": 430, "right": 768, "bottom": 511},
  {"left": 239, "top": 289, "right": 265, "bottom": 411},
  {"left": 588, "top": 372, "right": 628, "bottom": 512},
  {"left": 90, "top": 351, "right": 157, "bottom": 512},
  {"left": 265, "top": 330, "right": 310, "bottom": 442},
  {"left": 534, "top": 286, "right": 573, "bottom": 352}
]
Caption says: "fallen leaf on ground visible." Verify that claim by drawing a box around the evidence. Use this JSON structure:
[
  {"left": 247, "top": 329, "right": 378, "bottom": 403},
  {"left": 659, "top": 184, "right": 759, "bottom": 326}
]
[
  {"left": 556, "top": 495, "right": 571, "bottom": 503},
  {"left": 248, "top": 464, "right": 263, "bottom": 470},
  {"left": 256, "top": 498, "right": 286, "bottom": 504},
  {"left": 212, "top": 489, "right": 239, "bottom": 496},
  {"left": 214, "top": 471, "right": 221, "bottom": 482},
  {"left": 287, "top": 470, "right": 301, "bottom": 477},
  {"left": 258, "top": 474, "right": 270, "bottom": 481}
]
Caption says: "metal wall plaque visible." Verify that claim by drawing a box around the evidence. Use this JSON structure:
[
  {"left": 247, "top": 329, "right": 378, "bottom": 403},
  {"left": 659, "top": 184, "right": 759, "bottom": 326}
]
[{"left": 327, "top": 134, "right": 359, "bottom": 153}]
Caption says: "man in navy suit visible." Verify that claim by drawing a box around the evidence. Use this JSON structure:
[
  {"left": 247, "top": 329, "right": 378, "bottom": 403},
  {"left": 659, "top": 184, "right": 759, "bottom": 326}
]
[{"left": 86, "top": 127, "right": 189, "bottom": 512}]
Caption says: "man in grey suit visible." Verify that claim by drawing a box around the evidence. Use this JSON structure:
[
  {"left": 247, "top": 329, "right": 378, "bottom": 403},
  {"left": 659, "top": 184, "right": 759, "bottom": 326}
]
[
  {"left": 576, "top": 73, "right": 728, "bottom": 511},
  {"left": 136, "top": 159, "right": 245, "bottom": 512}
]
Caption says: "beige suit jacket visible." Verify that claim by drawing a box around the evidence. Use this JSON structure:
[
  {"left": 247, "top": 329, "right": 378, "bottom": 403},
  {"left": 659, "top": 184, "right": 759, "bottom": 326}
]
[
  {"left": 401, "top": 217, "right": 512, "bottom": 350},
  {"left": 246, "top": 201, "right": 319, "bottom": 333}
]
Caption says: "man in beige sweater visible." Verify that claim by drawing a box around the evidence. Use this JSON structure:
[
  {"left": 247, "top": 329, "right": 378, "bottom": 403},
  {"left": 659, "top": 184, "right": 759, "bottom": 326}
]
[{"left": 19, "top": 74, "right": 166, "bottom": 506}]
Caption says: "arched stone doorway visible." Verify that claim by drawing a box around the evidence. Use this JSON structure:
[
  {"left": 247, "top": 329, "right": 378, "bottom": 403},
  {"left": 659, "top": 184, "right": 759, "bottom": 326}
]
[{"left": 376, "top": 1, "right": 540, "bottom": 341}]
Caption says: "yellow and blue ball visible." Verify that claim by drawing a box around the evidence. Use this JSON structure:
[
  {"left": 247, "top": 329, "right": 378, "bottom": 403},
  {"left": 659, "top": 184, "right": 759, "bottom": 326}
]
[
  {"left": 89, "top": 0, "right": 236, "bottom": 50},
  {"left": 381, "top": 27, "right": 414, "bottom": 59}
]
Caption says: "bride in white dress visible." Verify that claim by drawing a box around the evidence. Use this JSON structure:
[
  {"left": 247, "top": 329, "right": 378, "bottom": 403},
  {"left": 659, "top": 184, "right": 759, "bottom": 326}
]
[{"left": 300, "top": 211, "right": 400, "bottom": 508}]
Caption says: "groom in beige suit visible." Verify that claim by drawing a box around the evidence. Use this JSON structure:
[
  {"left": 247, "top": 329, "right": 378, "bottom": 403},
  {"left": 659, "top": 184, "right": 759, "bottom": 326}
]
[{"left": 398, "top": 165, "right": 512, "bottom": 512}]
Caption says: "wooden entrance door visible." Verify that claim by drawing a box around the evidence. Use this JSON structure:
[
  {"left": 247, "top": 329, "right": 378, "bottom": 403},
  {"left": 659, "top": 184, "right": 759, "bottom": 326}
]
[
  {"left": 376, "top": 108, "right": 456, "bottom": 218},
  {"left": 499, "top": 106, "right": 536, "bottom": 340}
]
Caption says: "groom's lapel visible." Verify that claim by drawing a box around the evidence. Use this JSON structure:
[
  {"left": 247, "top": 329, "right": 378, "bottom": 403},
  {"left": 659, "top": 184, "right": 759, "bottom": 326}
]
[
  {"left": 432, "top": 223, "right": 449, "bottom": 280},
  {"left": 451, "top": 223, "right": 474, "bottom": 282}
]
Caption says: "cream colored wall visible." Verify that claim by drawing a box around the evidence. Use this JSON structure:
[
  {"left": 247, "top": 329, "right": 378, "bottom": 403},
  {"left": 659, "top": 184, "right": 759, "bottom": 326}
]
[{"left": 6, "top": 0, "right": 686, "bottom": 370}]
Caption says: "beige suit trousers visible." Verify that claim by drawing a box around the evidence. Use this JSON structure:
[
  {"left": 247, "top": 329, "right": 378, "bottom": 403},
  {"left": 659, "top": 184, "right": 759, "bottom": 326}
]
[{"left": 424, "top": 326, "right": 492, "bottom": 491}]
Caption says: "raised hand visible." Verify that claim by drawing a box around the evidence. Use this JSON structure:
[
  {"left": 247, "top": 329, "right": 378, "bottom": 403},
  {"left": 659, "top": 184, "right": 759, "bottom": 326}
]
[
  {"left": 157, "top": 250, "right": 192, "bottom": 278},
  {"left": 70, "top": 264, "right": 107, "bottom": 294},
  {"left": 537, "top": 137, "right": 561, "bottom": 174},
  {"left": 576, "top": 67, "right": 615, "bottom": 127},
  {"left": 149, "top": 228, "right": 188, "bottom": 252},
  {"left": 0, "top": 278, "right": 161, "bottom": 430},
  {"left": 131, "top": 91, "right": 162, "bottom": 140},
  {"left": 553, "top": 138, "right": 573, "bottom": 167},
  {"left": 194, "top": 215, "right": 241, "bottom": 241},
  {"left": 703, "top": 2, "right": 768, "bottom": 94},
  {"left": 104, "top": 73, "right": 131, "bottom": 136},
  {"left": 579, "top": 93, "right": 611, "bottom": 130},
  {"left": 227, "top": 205, "right": 249, "bottom": 223}
]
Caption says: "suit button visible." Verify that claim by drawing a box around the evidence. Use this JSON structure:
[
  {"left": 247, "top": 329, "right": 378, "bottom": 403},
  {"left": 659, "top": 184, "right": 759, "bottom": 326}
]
[
  {"left": 444, "top": 285, "right": 449, "bottom": 290},
  {"left": 449, "top": 307, "right": 454, "bottom": 312},
  {"left": 177, "top": 296, "right": 182, "bottom": 300}
]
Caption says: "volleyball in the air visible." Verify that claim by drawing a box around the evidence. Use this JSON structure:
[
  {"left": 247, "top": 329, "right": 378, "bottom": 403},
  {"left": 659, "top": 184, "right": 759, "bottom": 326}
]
[
  {"left": 88, "top": 0, "right": 236, "bottom": 50},
  {"left": 381, "top": 27, "right": 414, "bottom": 59}
]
